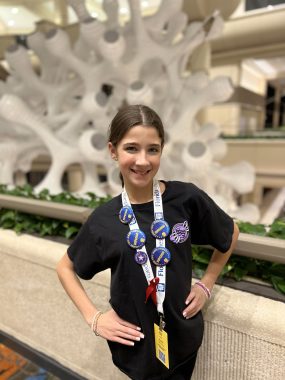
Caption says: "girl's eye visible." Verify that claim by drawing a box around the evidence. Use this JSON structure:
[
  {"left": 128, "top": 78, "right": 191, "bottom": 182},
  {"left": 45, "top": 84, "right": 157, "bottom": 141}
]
[
  {"left": 149, "top": 147, "right": 160, "bottom": 154},
  {"left": 125, "top": 146, "right": 137, "bottom": 152}
]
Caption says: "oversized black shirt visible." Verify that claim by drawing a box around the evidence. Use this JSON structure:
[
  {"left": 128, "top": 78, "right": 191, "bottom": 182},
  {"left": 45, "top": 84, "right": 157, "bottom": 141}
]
[{"left": 67, "top": 181, "right": 234, "bottom": 380}]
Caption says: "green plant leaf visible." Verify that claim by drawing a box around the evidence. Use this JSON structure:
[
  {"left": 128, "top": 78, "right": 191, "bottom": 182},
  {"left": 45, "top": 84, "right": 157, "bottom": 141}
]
[
  {"left": 268, "top": 263, "right": 285, "bottom": 277},
  {"left": 192, "top": 267, "right": 205, "bottom": 279},
  {"left": 0, "top": 210, "right": 16, "bottom": 223},
  {"left": 270, "top": 276, "right": 285, "bottom": 294},
  {"left": 221, "top": 263, "right": 234, "bottom": 276},
  {"left": 237, "top": 221, "right": 267, "bottom": 236},
  {"left": 193, "top": 249, "right": 211, "bottom": 264},
  {"left": 233, "top": 267, "right": 248, "bottom": 281},
  {"left": 267, "top": 218, "right": 285, "bottom": 239},
  {"left": 2, "top": 220, "right": 15, "bottom": 229},
  {"left": 37, "top": 189, "right": 51, "bottom": 200},
  {"left": 65, "top": 226, "right": 80, "bottom": 239}
]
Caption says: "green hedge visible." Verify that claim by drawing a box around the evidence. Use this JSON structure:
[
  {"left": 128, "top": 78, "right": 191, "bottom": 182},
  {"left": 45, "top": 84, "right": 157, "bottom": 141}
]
[{"left": 0, "top": 185, "right": 284, "bottom": 295}]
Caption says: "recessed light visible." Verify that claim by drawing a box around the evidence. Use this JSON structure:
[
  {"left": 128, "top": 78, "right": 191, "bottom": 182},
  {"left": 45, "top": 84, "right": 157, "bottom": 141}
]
[
  {"left": 8, "top": 20, "right": 15, "bottom": 26},
  {"left": 11, "top": 7, "right": 19, "bottom": 14}
]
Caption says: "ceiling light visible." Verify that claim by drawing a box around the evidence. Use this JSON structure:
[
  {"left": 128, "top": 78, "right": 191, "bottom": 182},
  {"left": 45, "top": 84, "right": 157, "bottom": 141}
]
[
  {"left": 253, "top": 59, "right": 276, "bottom": 76},
  {"left": 7, "top": 20, "right": 15, "bottom": 26},
  {"left": 120, "top": 7, "right": 128, "bottom": 14},
  {"left": 11, "top": 7, "right": 19, "bottom": 14}
]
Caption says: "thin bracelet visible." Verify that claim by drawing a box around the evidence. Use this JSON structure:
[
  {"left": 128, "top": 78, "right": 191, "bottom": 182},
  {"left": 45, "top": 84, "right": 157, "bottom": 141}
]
[
  {"left": 195, "top": 281, "right": 211, "bottom": 299},
  {"left": 90, "top": 311, "right": 101, "bottom": 332},
  {"left": 94, "top": 311, "right": 103, "bottom": 336}
]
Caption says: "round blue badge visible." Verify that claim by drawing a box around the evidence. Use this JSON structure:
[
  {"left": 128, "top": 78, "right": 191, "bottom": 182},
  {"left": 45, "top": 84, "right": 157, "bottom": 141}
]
[
  {"left": 150, "top": 220, "right": 170, "bottom": 239},
  {"left": 134, "top": 251, "right": 148, "bottom": 265},
  {"left": 151, "top": 247, "right": 171, "bottom": 266},
  {"left": 127, "top": 229, "right": 146, "bottom": 249},
  {"left": 119, "top": 206, "right": 134, "bottom": 224}
]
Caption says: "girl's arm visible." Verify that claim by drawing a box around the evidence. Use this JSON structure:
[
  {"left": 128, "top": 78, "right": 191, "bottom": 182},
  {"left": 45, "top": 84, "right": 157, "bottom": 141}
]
[
  {"left": 56, "top": 253, "right": 144, "bottom": 345},
  {"left": 183, "top": 222, "right": 239, "bottom": 318}
]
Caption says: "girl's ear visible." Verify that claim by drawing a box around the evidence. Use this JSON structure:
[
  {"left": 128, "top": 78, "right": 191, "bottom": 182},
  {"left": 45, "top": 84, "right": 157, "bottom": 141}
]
[{"left": 108, "top": 142, "right": 117, "bottom": 160}]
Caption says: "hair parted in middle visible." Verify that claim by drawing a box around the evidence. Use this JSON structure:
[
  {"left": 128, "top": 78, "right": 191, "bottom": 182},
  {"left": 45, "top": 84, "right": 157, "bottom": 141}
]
[{"left": 108, "top": 104, "right": 165, "bottom": 148}]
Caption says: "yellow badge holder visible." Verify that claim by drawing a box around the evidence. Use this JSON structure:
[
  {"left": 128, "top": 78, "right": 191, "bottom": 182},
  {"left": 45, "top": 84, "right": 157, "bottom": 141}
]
[{"left": 154, "top": 315, "right": 169, "bottom": 369}]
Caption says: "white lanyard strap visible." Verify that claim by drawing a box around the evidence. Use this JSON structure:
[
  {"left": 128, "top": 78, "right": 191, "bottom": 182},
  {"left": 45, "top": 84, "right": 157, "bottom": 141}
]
[
  {"left": 153, "top": 180, "right": 166, "bottom": 315},
  {"left": 121, "top": 180, "right": 166, "bottom": 315}
]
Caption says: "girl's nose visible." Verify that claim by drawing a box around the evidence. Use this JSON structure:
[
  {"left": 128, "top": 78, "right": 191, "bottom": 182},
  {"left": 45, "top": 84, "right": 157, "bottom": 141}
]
[{"left": 136, "top": 151, "right": 149, "bottom": 165}]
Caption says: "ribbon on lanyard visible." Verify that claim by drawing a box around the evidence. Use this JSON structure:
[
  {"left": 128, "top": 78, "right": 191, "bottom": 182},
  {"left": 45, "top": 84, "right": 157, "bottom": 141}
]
[{"left": 121, "top": 180, "right": 167, "bottom": 316}]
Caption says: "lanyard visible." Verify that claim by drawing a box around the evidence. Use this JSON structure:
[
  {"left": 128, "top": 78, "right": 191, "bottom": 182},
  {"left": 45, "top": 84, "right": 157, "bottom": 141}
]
[{"left": 121, "top": 180, "right": 166, "bottom": 315}]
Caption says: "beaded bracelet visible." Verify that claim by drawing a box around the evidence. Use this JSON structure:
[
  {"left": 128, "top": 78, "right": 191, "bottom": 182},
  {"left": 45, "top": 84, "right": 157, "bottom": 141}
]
[
  {"left": 94, "top": 311, "right": 103, "bottom": 336},
  {"left": 195, "top": 281, "right": 211, "bottom": 299},
  {"left": 90, "top": 311, "right": 102, "bottom": 333}
]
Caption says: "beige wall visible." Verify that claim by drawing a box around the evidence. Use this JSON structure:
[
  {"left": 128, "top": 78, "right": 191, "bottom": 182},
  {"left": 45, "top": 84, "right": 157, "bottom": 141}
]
[{"left": 0, "top": 229, "right": 285, "bottom": 380}]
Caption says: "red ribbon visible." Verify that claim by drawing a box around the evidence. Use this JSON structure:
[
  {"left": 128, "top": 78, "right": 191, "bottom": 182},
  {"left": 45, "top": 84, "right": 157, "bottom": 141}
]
[{"left": 145, "top": 277, "right": 160, "bottom": 305}]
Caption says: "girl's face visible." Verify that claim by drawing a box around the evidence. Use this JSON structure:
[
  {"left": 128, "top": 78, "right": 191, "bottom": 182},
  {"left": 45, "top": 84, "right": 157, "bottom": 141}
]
[{"left": 109, "top": 125, "right": 162, "bottom": 191}]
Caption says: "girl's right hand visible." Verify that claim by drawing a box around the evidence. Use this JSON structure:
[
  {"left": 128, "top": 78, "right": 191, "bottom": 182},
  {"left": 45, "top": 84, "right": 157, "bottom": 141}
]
[{"left": 96, "top": 309, "right": 144, "bottom": 346}]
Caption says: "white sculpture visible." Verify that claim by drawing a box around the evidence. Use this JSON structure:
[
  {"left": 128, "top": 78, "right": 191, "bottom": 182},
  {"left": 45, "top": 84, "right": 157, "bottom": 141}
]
[{"left": 0, "top": 0, "right": 259, "bottom": 222}]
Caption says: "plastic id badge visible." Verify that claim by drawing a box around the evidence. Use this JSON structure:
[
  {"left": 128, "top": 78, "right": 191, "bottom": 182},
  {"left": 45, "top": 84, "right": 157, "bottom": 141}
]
[{"left": 154, "top": 323, "right": 169, "bottom": 369}]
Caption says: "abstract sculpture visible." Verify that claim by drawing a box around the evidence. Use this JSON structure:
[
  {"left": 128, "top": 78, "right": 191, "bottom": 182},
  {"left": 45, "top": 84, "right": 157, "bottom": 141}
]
[{"left": 0, "top": 0, "right": 259, "bottom": 222}]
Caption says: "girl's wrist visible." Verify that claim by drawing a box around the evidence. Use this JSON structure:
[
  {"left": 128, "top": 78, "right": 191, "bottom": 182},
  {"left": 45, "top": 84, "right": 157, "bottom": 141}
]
[
  {"left": 195, "top": 281, "right": 212, "bottom": 299},
  {"left": 200, "top": 275, "right": 216, "bottom": 293},
  {"left": 90, "top": 311, "right": 103, "bottom": 335},
  {"left": 85, "top": 308, "right": 99, "bottom": 328}
]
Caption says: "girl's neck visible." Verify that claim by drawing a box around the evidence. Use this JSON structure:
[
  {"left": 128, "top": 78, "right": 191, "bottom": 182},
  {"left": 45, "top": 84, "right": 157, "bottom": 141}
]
[
  {"left": 124, "top": 181, "right": 165, "bottom": 204},
  {"left": 125, "top": 184, "right": 153, "bottom": 204}
]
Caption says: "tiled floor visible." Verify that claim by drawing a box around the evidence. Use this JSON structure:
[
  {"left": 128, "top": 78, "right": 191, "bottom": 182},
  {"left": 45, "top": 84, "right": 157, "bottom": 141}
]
[{"left": 0, "top": 343, "right": 59, "bottom": 380}]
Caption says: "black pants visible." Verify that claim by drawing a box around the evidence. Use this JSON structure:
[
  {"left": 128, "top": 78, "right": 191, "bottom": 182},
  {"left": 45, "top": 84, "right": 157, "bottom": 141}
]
[
  {"left": 165, "top": 352, "right": 198, "bottom": 380},
  {"left": 130, "top": 352, "right": 198, "bottom": 380}
]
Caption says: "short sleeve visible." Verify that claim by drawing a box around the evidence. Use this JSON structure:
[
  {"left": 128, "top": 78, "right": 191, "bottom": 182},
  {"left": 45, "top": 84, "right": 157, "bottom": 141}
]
[
  {"left": 67, "top": 213, "right": 107, "bottom": 280},
  {"left": 190, "top": 187, "right": 234, "bottom": 253}
]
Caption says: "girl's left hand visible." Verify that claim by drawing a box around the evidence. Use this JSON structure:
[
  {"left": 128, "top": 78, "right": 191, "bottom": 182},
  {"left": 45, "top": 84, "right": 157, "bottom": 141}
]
[{"left": 182, "top": 284, "right": 209, "bottom": 319}]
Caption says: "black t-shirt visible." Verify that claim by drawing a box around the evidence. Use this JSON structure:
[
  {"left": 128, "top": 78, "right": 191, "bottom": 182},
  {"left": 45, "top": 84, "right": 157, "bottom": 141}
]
[{"left": 67, "top": 181, "right": 234, "bottom": 380}]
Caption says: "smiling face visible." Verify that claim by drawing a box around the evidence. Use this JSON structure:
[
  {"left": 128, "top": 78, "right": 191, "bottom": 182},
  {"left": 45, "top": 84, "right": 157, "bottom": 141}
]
[{"left": 109, "top": 125, "right": 162, "bottom": 193}]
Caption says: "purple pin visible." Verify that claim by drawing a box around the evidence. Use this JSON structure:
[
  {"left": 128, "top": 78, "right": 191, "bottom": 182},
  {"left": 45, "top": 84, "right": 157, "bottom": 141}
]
[{"left": 134, "top": 251, "right": 148, "bottom": 265}]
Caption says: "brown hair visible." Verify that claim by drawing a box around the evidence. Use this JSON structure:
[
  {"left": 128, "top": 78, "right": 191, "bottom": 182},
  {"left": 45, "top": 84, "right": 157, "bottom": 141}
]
[
  {"left": 108, "top": 104, "right": 164, "bottom": 147},
  {"left": 108, "top": 104, "right": 165, "bottom": 186}
]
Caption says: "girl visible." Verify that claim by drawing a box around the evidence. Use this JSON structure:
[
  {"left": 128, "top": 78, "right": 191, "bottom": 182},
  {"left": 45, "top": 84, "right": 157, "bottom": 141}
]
[{"left": 57, "top": 104, "right": 239, "bottom": 380}]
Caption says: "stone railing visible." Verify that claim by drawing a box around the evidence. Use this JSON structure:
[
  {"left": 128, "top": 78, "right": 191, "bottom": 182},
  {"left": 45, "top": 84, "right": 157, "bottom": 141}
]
[{"left": 0, "top": 229, "right": 284, "bottom": 380}]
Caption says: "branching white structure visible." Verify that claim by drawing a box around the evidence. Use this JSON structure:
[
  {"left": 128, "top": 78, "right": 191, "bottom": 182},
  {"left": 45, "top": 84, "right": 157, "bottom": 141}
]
[{"left": 0, "top": 0, "right": 259, "bottom": 222}]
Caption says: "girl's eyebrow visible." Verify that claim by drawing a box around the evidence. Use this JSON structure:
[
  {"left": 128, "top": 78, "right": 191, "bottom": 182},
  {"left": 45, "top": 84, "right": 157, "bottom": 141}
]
[{"left": 122, "top": 142, "right": 161, "bottom": 147}]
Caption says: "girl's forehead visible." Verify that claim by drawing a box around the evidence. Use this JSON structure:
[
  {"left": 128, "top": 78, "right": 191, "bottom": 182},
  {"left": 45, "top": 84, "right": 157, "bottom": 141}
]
[{"left": 122, "top": 125, "right": 161, "bottom": 140}]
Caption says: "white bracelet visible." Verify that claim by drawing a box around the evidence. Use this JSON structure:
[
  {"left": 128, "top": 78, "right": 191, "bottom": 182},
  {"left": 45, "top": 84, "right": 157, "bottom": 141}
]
[{"left": 90, "top": 311, "right": 101, "bottom": 332}]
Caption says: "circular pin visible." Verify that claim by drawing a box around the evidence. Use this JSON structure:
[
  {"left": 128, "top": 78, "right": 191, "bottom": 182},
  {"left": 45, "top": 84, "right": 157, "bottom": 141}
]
[
  {"left": 119, "top": 206, "right": 134, "bottom": 224},
  {"left": 134, "top": 251, "right": 148, "bottom": 265},
  {"left": 150, "top": 220, "right": 170, "bottom": 239},
  {"left": 151, "top": 247, "right": 171, "bottom": 266},
  {"left": 127, "top": 229, "right": 146, "bottom": 249}
]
